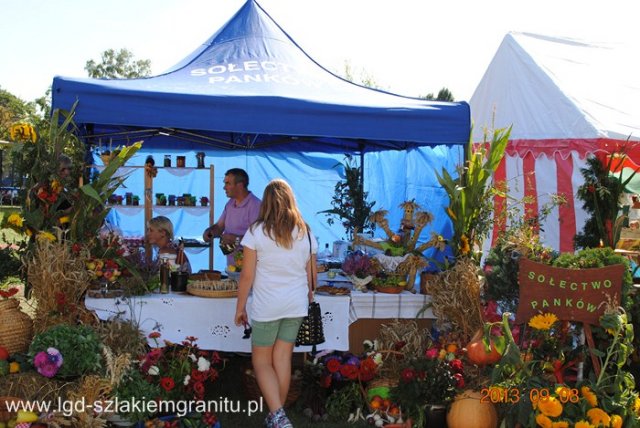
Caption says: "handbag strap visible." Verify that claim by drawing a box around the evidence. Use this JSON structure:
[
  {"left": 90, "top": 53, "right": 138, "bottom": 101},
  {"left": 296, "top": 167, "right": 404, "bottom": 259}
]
[{"left": 306, "top": 228, "right": 316, "bottom": 292}]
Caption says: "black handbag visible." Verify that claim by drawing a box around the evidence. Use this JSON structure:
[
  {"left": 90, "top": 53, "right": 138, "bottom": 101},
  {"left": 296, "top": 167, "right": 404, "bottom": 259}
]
[{"left": 295, "top": 230, "right": 325, "bottom": 351}]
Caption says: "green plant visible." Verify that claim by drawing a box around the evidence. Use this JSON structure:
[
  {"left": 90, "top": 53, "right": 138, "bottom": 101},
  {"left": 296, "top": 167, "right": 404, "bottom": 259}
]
[
  {"left": 113, "top": 365, "right": 161, "bottom": 422},
  {"left": 390, "top": 356, "right": 458, "bottom": 425},
  {"left": 575, "top": 152, "right": 638, "bottom": 249},
  {"left": 436, "top": 127, "right": 510, "bottom": 259},
  {"left": 319, "top": 154, "right": 376, "bottom": 240},
  {"left": 28, "top": 324, "right": 102, "bottom": 378},
  {"left": 483, "top": 195, "right": 563, "bottom": 312}
]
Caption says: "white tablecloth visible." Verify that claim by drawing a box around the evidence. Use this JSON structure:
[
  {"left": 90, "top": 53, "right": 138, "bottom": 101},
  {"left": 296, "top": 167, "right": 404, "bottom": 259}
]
[
  {"left": 85, "top": 288, "right": 435, "bottom": 352},
  {"left": 85, "top": 292, "right": 351, "bottom": 352}
]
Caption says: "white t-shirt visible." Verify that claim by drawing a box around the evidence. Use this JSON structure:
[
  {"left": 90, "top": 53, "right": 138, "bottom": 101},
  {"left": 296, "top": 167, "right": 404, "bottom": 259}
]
[{"left": 241, "top": 224, "right": 318, "bottom": 322}]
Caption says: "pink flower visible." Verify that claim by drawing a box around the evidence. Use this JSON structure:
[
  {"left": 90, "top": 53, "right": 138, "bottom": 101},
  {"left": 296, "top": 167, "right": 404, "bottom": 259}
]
[{"left": 425, "top": 348, "right": 439, "bottom": 360}]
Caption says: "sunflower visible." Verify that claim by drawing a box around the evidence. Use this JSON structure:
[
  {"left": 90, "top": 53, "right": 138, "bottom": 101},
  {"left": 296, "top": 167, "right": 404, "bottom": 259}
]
[
  {"left": 537, "top": 396, "right": 563, "bottom": 417},
  {"left": 581, "top": 386, "right": 598, "bottom": 407},
  {"left": 610, "top": 414, "right": 623, "bottom": 428},
  {"left": 535, "top": 413, "right": 552, "bottom": 428},
  {"left": 574, "top": 421, "right": 594, "bottom": 428},
  {"left": 586, "top": 408, "right": 610, "bottom": 426},
  {"left": 528, "top": 313, "right": 558, "bottom": 330},
  {"left": 6, "top": 213, "right": 24, "bottom": 228}
]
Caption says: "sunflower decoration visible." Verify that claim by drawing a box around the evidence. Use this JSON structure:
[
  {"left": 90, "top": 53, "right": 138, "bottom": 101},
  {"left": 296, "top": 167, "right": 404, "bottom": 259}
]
[{"left": 528, "top": 313, "right": 559, "bottom": 331}]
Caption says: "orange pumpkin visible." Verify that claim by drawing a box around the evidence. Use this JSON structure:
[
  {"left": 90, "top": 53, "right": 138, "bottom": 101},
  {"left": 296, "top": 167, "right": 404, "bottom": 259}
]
[
  {"left": 466, "top": 331, "right": 501, "bottom": 366},
  {"left": 447, "top": 390, "right": 498, "bottom": 428}
]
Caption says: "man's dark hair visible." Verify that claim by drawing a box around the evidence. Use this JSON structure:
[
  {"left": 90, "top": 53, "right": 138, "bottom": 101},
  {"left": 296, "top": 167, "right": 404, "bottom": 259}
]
[{"left": 226, "top": 168, "right": 249, "bottom": 188}]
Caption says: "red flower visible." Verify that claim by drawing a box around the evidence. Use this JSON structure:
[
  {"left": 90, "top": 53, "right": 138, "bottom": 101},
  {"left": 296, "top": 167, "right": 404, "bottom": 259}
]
[
  {"left": 148, "top": 332, "right": 161, "bottom": 339},
  {"left": 326, "top": 358, "right": 341, "bottom": 373},
  {"left": 191, "top": 368, "right": 206, "bottom": 382},
  {"left": 453, "top": 372, "right": 465, "bottom": 388},
  {"left": 71, "top": 243, "right": 82, "bottom": 253},
  {"left": 193, "top": 381, "right": 205, "bottom": 399},
  {"left": 358, "top": 357, "right": 378, "bottom": 382},
  {"left": 147, "top": 348, "right": 163, "bottom": 363},
  {"left": 160, "top": 377, "right": 175, "bottom": 391},
  {"left": 449, "top": 359, "right": 464, "bottom": 373},
  {"left": 401, "top": 367, "right": 415, "bottom": 383},
  {"left": 340, "top": 364, "right": 359, "bottom": 380}
]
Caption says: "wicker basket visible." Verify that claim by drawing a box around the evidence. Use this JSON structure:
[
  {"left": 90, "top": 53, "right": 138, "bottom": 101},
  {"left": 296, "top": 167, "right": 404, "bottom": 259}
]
[
  {"left": 0, "top": 396, "right": 23, "bottom": 422},
  {"left": 242, "top": 366, "right": 301, "bottom": 408},
  {"left": 0, "top": 299, "right": 33, "bottom": 354},
  {"left": 187, "top": 279, "right": 238, "bottom": 298}
]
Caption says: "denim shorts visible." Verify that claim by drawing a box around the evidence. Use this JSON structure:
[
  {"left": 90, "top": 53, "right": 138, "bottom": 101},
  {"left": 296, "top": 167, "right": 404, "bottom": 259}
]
[{"left": 251, "top": 317, "right": 304, "bottom": 347}]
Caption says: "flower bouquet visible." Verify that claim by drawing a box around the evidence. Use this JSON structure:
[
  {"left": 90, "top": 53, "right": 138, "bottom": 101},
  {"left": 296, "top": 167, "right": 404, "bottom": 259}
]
[
  {"left": 342, "top": 251, "right": 378, "bottom": 291},
  {"left": 141, "top": 333, "right": 224, "bottom": 402}
]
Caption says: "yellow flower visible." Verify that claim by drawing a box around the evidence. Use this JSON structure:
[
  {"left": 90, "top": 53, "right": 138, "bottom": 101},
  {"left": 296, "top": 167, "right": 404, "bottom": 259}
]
[
  {"left": 528, "top": 313, "right": 559, "bottom": 330},
  {"left": 551, "top": 422, "right": 568, "bottom": 428},
  {"left": 586, "top": 408, "right": 610, "bottom": 426},
  {"left": 37, "top": 231, "right": 56, "bottom": 242},
  {"left": 635, "top": 397, "right": 640, "bottom": 416},
  {"left": 460, "top": 234, "right": 470, "bottom": 255},
  {"left": 581, "top": 386, "right": 598, "bottom": 407},
  {"left": 9, "top": 123, "right": 37, "bottom": 142},
  {"left": 535, "top": 413, "right": 553, "bottom": 428},
  {"left": 610, "top": 414, "right": 623, "bottom": 428},
  {"left": 574, "top": 422, "right": 594, "bottom": 428},
  {"left": 7, "top": 213, "right": 24, "bottom": 228},
  {"left": 59, "top": 216, "right": 70, "bottom": 225},
  {"left": 25, "top": 228, "right": 32, "bottom": 237},
  {"left": 51, "top": 179, "right": 63, "bottom": 194},
  {"left": 538, "top": 396, "right": 563, "bottom": 417}
]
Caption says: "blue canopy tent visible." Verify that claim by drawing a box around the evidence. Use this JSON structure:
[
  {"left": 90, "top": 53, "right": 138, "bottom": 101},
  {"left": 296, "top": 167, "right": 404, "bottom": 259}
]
[{"left": 51, "top": 0, "right": 470, "bottom": 272}]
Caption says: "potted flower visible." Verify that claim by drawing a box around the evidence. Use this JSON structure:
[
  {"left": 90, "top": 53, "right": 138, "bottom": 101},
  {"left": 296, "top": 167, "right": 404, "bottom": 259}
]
[
  {"left": 341, "top": 251, "right": 377, "bottom": 291},
  {"left": 28, "top": 324, "right": 102, "bottom": 379}
]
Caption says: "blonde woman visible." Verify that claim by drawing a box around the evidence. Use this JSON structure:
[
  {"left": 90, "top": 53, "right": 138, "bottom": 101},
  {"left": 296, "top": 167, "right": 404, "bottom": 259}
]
[
  {"left": 146, "top": 216, "right": 191, "bottom": 273},
  {"left": 235, "top": 179, "right": 317, "bottom": 428}
]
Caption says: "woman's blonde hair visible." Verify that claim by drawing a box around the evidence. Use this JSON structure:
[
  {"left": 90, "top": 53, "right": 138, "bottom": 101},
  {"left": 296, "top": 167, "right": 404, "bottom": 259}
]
[
  {"left": 148, "top": 216, "right": 174, "bottom": 241},
  {"left": 253, "top": 179, "right": 307, "bottom": 248}
]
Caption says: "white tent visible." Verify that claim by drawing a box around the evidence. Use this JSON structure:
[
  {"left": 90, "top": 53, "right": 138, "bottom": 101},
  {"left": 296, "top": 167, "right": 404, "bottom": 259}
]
[{"left": 470, "top": 32, "right": 640, "bottom": 253}]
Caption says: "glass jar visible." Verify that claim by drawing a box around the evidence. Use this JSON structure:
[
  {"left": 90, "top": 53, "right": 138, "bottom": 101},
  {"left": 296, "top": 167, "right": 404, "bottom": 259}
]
[
  {"left": 196, "top": 152, "right": 206, "bottom": 169},
  {"left": 164, "top": 155, "right": 171, "bottom": 167},
  {"left": 176, "top": 156, "right": 186, "bottom": 168}
]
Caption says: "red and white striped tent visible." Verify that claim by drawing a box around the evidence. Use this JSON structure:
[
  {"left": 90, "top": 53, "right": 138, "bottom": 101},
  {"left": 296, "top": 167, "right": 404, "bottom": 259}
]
[{"left": 470, "top": 32, "right": 640, "bottom": 253}]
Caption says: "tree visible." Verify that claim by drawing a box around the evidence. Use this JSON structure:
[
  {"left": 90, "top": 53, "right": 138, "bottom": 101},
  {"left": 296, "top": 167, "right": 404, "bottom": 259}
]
[
  {"left": 341, "top": 61, "right": 381, "bottom": 89},
  {"left": 421, "top": 87, "right": 455, "bottom": 102},
  {"left": 85, "top": 48, "right": 152, "bottom": 79}
]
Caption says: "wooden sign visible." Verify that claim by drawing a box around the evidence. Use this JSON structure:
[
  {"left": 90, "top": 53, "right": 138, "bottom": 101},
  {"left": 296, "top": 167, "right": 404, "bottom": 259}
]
[{"left": 515, "top": 258, "right": 624, "bottom": 325}]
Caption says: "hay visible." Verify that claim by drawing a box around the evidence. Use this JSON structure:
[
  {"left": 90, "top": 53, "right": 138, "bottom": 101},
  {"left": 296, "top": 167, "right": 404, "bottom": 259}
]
[
  {"left": 0, "top": 371, "right": 79, "bottom": 401},
  {"left": 376, "top": 320, "right": 430, "bottom": 378},
  {"left": 425, "top": 257, "right": 484, "bottom": 342},
  {"left": 26, "top": 234, "right": 93, "bottom": 333}
]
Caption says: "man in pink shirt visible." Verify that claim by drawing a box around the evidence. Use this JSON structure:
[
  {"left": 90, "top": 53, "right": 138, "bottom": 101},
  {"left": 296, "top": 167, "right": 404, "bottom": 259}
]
[{"left": 203, "top": 168, "right": 261, "bottom": 265}]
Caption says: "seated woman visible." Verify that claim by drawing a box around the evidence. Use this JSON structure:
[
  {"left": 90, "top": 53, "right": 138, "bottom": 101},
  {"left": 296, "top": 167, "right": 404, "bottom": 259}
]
[{"left": 146, "top": 216, "right": 192, "bottom": 273}]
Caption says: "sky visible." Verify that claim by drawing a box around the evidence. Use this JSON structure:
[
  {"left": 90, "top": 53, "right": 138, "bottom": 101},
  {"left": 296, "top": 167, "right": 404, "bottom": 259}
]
[{"left": 0, "top": 0, "right": 636, "bottom": 104}]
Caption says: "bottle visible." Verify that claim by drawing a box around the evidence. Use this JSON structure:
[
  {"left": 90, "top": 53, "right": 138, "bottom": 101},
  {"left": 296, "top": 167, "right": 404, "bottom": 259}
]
[{"left": 159, "top": 256, "right": 170, "bottom": 294}]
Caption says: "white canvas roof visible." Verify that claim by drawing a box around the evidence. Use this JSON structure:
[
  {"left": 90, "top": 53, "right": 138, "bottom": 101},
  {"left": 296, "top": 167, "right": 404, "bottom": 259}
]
[{"left": 471, "top": 32, "right": 640, "bottom": 145}]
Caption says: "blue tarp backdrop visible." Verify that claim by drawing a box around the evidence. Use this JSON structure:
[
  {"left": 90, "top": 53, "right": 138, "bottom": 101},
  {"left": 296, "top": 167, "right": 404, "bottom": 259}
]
[{"left": 51, "top": 0, "right": 469, "bottom": 271}]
